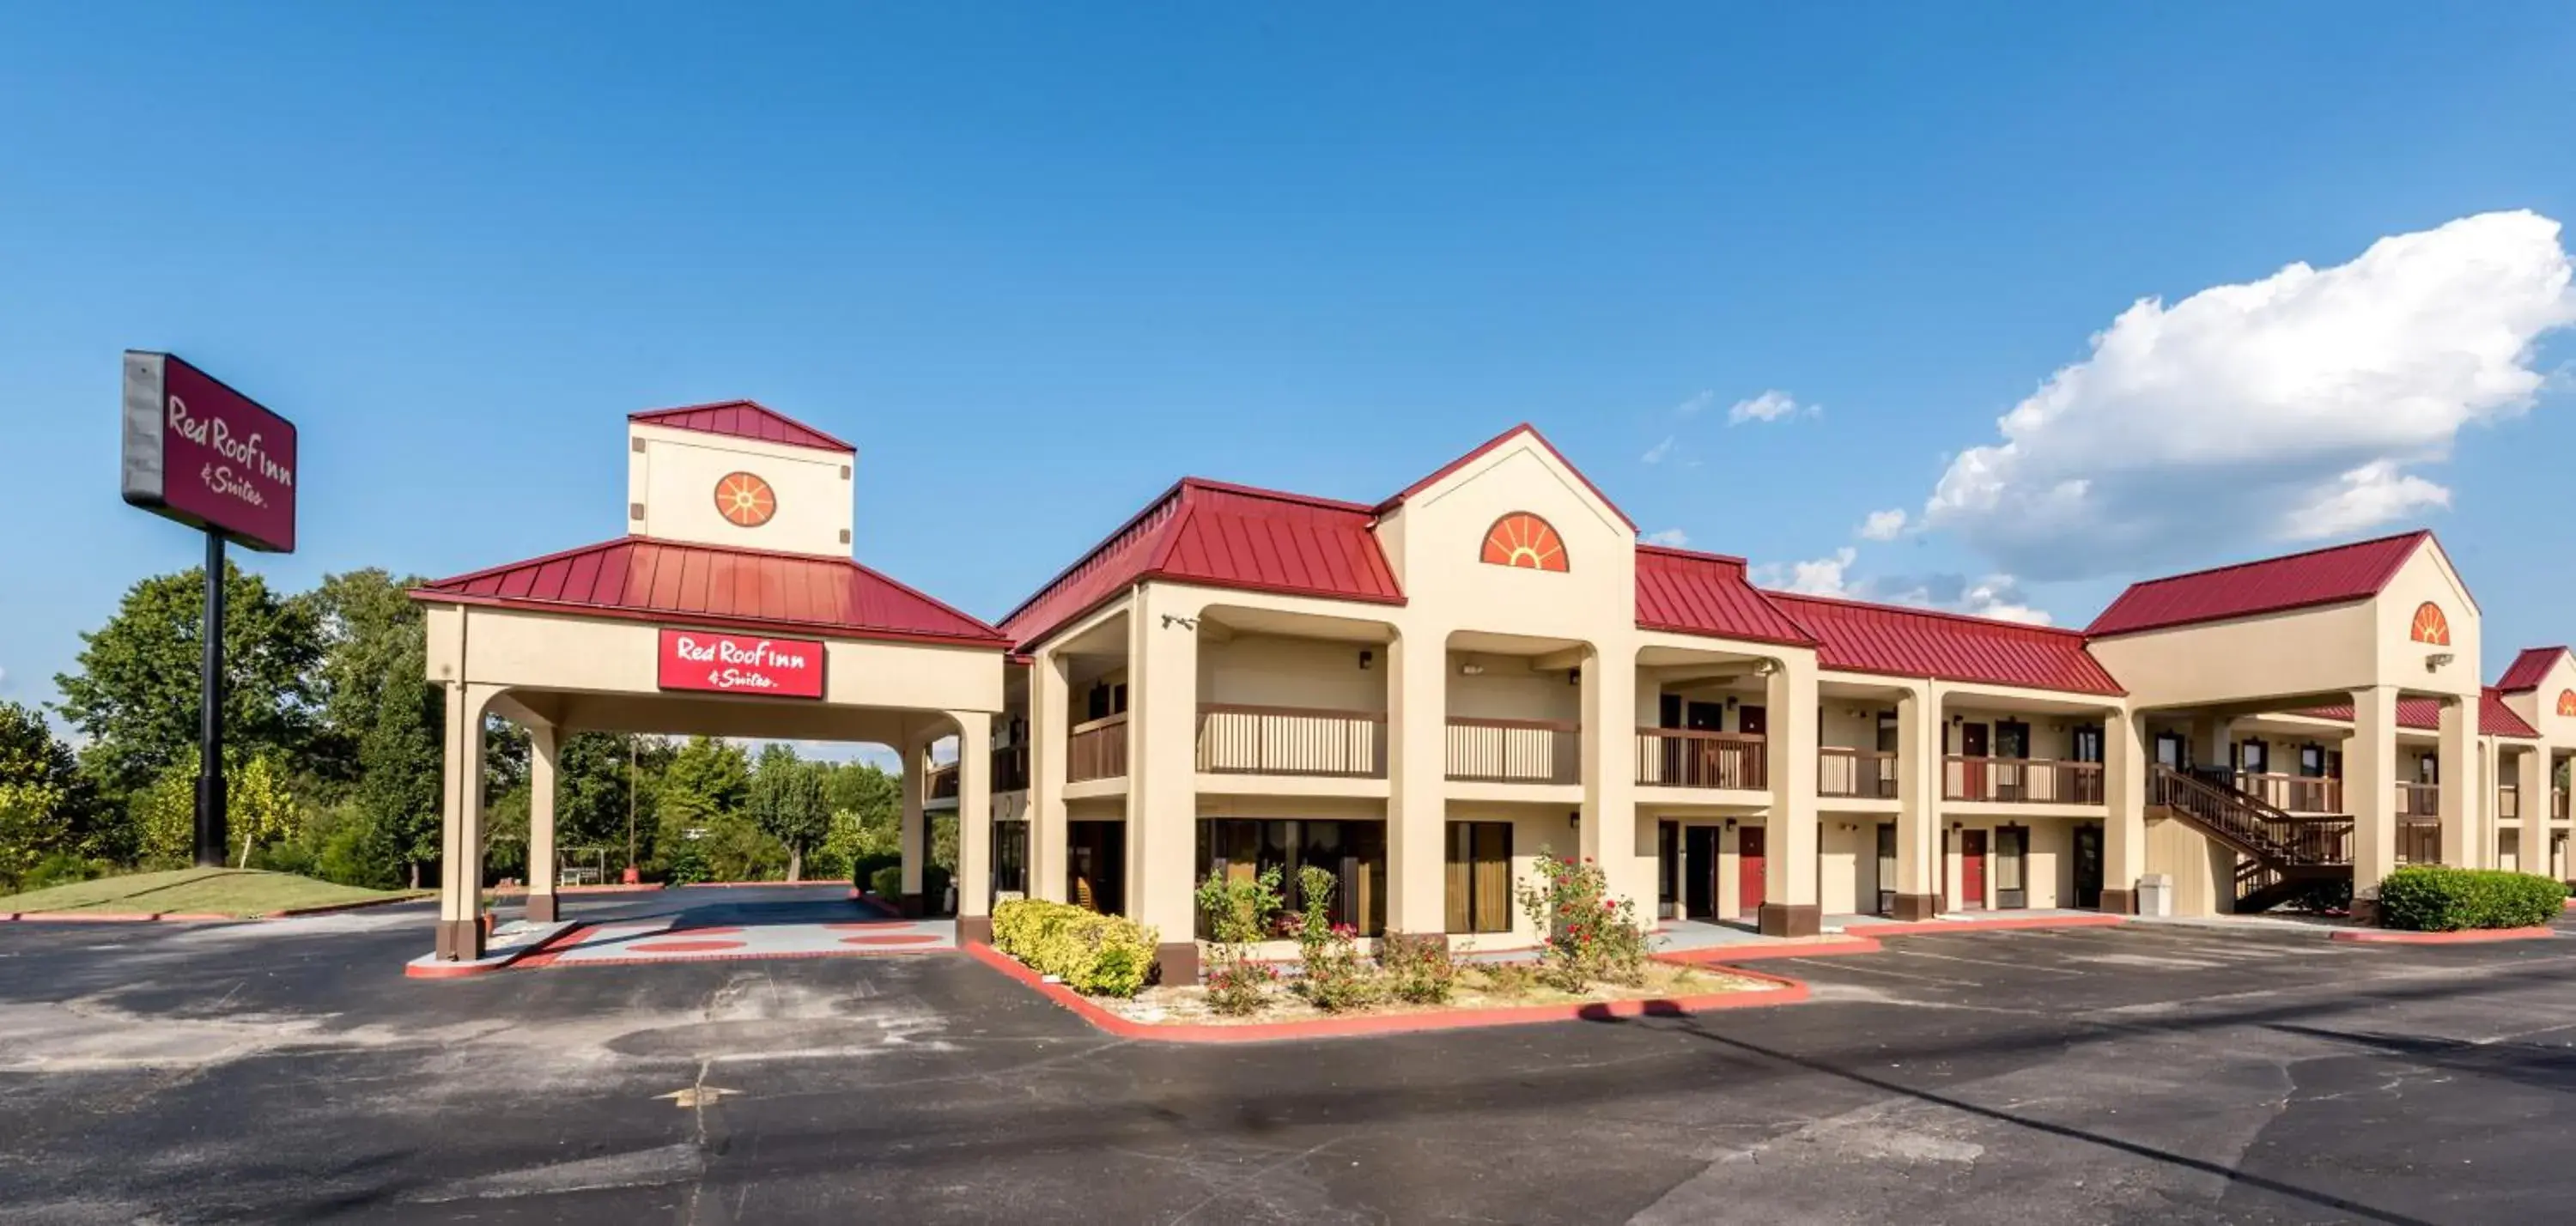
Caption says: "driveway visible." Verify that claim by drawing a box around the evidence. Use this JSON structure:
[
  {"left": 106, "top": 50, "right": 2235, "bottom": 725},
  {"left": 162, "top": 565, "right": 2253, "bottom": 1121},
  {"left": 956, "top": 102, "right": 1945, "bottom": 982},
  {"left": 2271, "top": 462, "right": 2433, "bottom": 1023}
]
[{"left": 2, "top": 901, "right": 2571, "bottom": 1223}]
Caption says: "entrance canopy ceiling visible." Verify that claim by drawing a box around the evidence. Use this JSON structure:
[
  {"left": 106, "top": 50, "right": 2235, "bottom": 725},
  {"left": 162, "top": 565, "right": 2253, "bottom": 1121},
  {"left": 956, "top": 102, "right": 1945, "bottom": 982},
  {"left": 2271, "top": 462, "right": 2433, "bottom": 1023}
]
[{"left": 413, "top": 535, "right": 1009, "bottom": 650}]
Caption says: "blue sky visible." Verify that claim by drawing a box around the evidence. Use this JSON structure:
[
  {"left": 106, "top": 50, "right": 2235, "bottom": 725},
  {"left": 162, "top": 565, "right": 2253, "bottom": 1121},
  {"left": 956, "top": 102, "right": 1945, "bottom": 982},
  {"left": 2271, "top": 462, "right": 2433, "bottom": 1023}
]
[{"left": 5, "top": 3, "right": 2575, "bottom": 725}]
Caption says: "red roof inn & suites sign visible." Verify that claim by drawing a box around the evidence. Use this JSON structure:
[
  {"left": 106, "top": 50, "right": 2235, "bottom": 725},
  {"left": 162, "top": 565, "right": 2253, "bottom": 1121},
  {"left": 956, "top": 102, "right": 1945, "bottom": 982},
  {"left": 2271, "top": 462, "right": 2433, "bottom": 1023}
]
[
  {"left": 120, "top": 352, "right": 300, "bottom": 553},
  {"left": 657, "top": 629, "right": 826, "bottom": 698}
]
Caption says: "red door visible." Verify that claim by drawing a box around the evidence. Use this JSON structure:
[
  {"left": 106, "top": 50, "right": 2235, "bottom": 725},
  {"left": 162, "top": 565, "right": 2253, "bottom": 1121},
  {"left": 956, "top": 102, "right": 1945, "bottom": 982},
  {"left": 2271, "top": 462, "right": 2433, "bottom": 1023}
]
[
  {"left": 1739, "top": 827, "right": 1766, "bottom": 914},
  {"left": 1960, "top": 723, "right": 1991, "bottom": 801},
  {"left": 1959, "top": 829, "right": 1988, "bottom": 910}
]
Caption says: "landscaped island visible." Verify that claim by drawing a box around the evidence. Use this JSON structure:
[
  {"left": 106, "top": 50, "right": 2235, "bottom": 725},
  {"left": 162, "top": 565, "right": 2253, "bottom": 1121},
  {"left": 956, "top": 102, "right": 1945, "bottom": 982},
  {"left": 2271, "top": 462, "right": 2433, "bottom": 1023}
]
[{"left": 0, "top": 867, "right": 424, "bottom": 918}]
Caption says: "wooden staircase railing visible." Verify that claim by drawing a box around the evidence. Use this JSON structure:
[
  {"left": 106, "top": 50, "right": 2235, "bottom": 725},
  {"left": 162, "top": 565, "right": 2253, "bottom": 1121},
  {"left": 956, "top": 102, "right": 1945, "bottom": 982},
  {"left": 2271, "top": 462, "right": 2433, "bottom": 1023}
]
[{"left": 2152, "top": 765, "right": 2352, "bottom": 913}]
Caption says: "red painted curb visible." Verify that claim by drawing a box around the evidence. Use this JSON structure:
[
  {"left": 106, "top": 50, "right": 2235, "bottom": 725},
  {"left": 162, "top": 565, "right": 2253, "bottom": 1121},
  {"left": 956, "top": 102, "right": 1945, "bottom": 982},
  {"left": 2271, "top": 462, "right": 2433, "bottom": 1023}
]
[
  {"left": 963, "top": 943, "right": 1809, "bottom": 1043},
  {"left": 405, "top": 923, "right": 588, "bottom": 979},
  {"left": 2330, "top": 925, "right": 2560, "bottom": 944}
]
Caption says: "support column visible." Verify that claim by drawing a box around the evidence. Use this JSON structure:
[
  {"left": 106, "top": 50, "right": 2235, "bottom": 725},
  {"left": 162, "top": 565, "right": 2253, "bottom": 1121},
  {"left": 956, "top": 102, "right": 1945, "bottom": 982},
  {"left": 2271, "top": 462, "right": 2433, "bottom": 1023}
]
[
  {"left": 1759, "top": 661, "right": 1821, "bottom": 936},
  {"left": 1386, "top": 629, "right": 1449, "bottom": 942},
  {"left": 1128, "top": 587, "right": 1202, "bottom": 985},
  {"left": 2437, "top": 696, "right": 2473, "bottom": 868},
  {"left": 2101, "top": 707, "right": 2147, "bottom": 914},
  {"left": 1577, "top": 644, "right": 1643, "bottom": 913},
  {"left": 526, "top": 724, "right": 559, "bottom": 924},
  {"left": 898, "top": 733, "right": 927, "bottom": 916},
  {"left": 2195, "top": 715, "right": 2235, "bottom": 775},
  {"left": 1030, "top": 649, "right": 1071, "bottom": 903},
  {"left": 2518, "top": 745, "right": 2550, "bottom": 875},
  {"left": 2349, "top": 686, "right": 2399, "bottom": 919},
  {"left": 954, "top": 712, "right": 994, "bottom": 944},
  {"left": 1891, "top": 684, "right": 1942, "bottom": 920},
  {"left": 434, "top": 684, "right": 490, "bottom": 961}
]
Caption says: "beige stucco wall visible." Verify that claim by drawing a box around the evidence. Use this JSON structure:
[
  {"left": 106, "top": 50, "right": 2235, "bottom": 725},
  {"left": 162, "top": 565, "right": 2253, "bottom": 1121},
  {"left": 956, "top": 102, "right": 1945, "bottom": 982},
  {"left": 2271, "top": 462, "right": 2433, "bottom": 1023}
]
[
  {"left": 2144, "top": 814, "right": 2233, "bottom": 917},
  {"left": 1200, "top": 633, "right": 1386, "bottom": 710},
  {"left": 628, "top": 422, "right": 854, "bottom": 559}
]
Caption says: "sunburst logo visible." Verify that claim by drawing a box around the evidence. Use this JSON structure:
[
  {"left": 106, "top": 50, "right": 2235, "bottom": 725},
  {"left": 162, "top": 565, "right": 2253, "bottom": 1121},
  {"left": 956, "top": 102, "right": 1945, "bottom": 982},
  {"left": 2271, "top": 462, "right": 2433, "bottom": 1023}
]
[
  {"left": 714, "top": 471, "right": 776, "bottom": 528},
  {"left": 1480, "top": 513, "right": 1568, "bottom": 572},
  {"left": 2557, "top": 689, "right": 2575, "bottom": 719},
  {"left": 2408, "top": 602, "right": 2449, "bottom": 646}
]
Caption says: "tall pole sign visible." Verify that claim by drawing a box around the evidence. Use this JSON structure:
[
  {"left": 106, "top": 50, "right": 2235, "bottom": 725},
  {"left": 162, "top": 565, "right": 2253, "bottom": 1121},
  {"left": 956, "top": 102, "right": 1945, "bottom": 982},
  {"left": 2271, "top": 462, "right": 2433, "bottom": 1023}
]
[{"left": 120, "top": 353, "right": 300, "bottom": 868}]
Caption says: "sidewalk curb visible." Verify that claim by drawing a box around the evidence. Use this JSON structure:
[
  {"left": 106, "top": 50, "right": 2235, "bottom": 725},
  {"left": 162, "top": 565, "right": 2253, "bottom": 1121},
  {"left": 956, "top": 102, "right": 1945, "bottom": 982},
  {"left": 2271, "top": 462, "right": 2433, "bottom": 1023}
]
[
  {"left": 963, "top": 943, "right": 1811, "bottom": 1043},
  {"left": 404, "top": 921, "right": 584, "bottom": 979},
  {"left": 2329, "top": 925, "right": 2559, "bottom": 945}
]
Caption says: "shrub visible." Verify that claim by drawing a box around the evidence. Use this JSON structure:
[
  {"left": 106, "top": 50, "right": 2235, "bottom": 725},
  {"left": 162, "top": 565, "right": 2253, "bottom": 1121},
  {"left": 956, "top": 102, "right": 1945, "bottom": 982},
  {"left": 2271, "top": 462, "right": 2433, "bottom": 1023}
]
[
  {"left": 1380, "top": 932, "right": 1461, "bottom": 1004},
  {"left": 665, "top": 841, "right": 712, "bottom": 885},
  {"left": 1476, "top": 961, "right": 1539, "bottom": 998},
  {"left": 1204, "top": 956, "right": 1278, "bottom": 1016},
  {"left": 1290, "top": 865, "right": 1380, "bottom": 1012},
  {"left": 868, "top": 865, "right": 902, "bottom": 900},
  {"left": 2376, "top": 865, "right": 2567, "bottom": 932},
  {"left": 990, "top": 897, "right": 1159, "bottom": 998},
  {"left": 1514, "top": 856, "right": 1651, "bottom": 992},
  {"left": 21, "top": 851, "right": 105, "bottom": 892}
]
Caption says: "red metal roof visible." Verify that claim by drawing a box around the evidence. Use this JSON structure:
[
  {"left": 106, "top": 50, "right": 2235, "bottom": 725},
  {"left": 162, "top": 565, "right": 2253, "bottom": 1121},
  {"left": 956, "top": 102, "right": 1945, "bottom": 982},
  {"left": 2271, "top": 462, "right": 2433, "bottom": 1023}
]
[
  {"left": 1374, "top": 423, "right": 1639, "bottom": 532},
  {"left": 2291, "top": 689, "right": 2537, "bottom": 739},
  {"left": 629, "top": 400, "right": 855, "bottom": 453},
  {"left": 997, "top": 479, "right": 1405, "bottom": 650},
  {"left": 1634, "top": 546, "right": 1814, "bottom": 646},
  {"left": 1768, "top": 592, "right": 2124, "bottom": 695},
  {"left": 2086, "top": 531, "right": 2430, "bottom": 638},
  {"left": 412, "top": 537, "right": 1008, "bottom": 648},
  {"left": 2496, "top": 646, "right": 2570, "bottom": 693}
]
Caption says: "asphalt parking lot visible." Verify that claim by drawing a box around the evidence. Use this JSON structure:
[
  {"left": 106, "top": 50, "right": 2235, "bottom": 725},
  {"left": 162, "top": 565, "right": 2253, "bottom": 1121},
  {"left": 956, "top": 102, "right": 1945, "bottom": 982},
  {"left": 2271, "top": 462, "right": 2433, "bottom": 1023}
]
[{"left": 3, "top": 889, "right": 2572, "bottom": 1224}]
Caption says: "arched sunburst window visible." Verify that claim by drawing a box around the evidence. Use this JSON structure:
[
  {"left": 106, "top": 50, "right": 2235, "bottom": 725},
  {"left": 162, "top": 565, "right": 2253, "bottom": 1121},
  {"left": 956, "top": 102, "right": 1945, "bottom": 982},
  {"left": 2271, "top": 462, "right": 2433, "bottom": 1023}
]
[
  {"left": 2556, "top": 689, "right": 2575, "bottom": 719},
  {"left": 1480, "top": 513, "right": 1569, "bottom": 572},
  {"left": 2408, "top": 602, "right": 2450, "bottom": 646}
]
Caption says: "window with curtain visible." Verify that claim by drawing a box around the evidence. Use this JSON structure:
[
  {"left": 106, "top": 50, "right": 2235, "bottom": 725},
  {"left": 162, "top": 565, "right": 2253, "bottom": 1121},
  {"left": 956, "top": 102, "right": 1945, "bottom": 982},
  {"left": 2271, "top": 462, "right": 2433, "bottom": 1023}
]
[
  {"left": 991, "top": 821, "right": 1028, "bottom": 895},
  {"left": 1995, "top": 827, "right": 2027, "bottom": 892},
  {"left": 1445, "top": 821, "right": 1513, "bottom": 934}
]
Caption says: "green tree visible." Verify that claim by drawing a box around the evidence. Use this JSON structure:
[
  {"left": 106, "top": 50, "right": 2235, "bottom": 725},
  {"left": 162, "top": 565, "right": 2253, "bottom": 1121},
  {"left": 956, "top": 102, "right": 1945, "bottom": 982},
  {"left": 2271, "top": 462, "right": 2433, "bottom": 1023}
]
[
  {"left": 654, "top": 737, "right": 749, "bottom": 877},
  {"left": 355, "top": 632, "right": 443, "bottom": 887},
  {"left": 227, "top": 750, "right": 299, "bottom": 868},
  {"left": 0, "top": 701, "right": 106, "bottom": 872},
  {"left": 749, "top": 744, "right": 831, "bottom": 882},
  {"left": 130, "top": 753, "right": 198, "bottom": 868},
  {"left": 304, "top": 569, "right": 428, "bottom": 785},
  {"left": 822, "top": 761, "right": 902, "bottom": 855},
  {"left": 55, "top": 562, "right": 322, "bottom": 797},
  {"left": 556, "top": 732, "right": 668, "bottom": 876}
]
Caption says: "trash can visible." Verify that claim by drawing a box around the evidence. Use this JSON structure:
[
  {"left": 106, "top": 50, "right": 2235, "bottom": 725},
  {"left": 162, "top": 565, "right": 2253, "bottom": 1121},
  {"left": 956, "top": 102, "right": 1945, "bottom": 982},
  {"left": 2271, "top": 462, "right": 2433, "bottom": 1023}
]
[{"left": 2136, "top": 873, "right": 2173, "bottom": 918}]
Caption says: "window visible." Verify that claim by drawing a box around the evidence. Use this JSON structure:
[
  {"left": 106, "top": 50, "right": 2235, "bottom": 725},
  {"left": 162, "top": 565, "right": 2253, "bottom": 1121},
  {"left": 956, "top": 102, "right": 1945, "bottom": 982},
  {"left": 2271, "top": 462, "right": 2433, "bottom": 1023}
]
[
  {"left": 1445, "top": 821, "right": 1514, "bottom": 934},
  {"left": 1084, "top": 682, "right": 1129, "bottom": 721},
  {"left": 2300, "top": 744, "right": 2326, "bottom": 778},
  {"left": 1994, "top": 826, "right": 2029, "bottom": 908},
  {"left": 1195, "top": 819, "right": 1385, "bottom": 938},
  {"left": 991, "top": 821, "right": 1029, "bottom": 896},
  {"left": 1874, "top": 824, "right": 1898, "bottom": 915},
  {"left": 2239, "top": 740, "right": 2269, "bottom": 774},
  {"left": 1995, "top": 720, "right": 2030, "bottom": 759},
  {"left": 1876, "top": 713, "right": 1900, "bottom": 755},
  {"left": 2069, "top": 725, "right": 2103, "bottom": 763}
]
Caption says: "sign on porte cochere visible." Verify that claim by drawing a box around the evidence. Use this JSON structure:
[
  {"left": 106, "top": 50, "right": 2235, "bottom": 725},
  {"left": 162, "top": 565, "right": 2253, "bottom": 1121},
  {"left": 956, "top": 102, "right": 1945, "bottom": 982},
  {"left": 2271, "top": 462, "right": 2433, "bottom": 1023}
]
[
  {"left": 657, "top": 628, "right": 827, "bottom": 698},
  {"left": 120, "top": 351, "right": 300, "bottom": 554}
]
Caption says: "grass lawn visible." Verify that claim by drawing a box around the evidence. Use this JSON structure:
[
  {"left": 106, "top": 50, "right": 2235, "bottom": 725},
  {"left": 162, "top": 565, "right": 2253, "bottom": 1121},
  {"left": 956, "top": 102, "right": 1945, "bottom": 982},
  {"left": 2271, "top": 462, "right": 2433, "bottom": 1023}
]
[{"left": 0, "top": 868, "right": 428, "bottom": 918}]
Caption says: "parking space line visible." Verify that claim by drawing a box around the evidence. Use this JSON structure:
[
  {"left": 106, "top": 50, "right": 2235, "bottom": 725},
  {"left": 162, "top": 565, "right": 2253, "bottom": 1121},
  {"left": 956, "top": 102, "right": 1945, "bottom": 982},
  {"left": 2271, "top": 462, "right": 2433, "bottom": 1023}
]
[{"left": 1789, "top": 957, "right": 1980, "bottom": 987}]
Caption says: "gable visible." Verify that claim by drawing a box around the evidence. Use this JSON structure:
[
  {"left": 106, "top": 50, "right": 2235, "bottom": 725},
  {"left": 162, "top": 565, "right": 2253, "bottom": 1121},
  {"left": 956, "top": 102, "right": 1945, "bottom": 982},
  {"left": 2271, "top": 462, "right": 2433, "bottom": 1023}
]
[{"left": 1374, "top": 431, "right": 1635, "bottom": 637}]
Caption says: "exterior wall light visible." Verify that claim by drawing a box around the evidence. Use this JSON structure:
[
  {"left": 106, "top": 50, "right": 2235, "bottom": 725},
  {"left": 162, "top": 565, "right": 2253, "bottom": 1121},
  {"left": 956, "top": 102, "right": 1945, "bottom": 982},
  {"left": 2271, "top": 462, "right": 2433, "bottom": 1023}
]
[
  {"left": 1460, "top": 662, "right": 1485, "bottom": 676},
  {"left": 1358, "top": 649, "right": 1374, "bottom": 671},
  {"left": 2426, "top": 652, "right": 2456, "bottom": 671}
]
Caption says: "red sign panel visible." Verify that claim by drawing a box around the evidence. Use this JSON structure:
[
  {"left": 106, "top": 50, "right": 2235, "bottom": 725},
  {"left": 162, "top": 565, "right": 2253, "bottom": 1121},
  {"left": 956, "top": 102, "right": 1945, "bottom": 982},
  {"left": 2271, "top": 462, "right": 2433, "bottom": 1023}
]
[
  {"left": 120, "top": 352, "right": 300, "bottom": 553},
  {"left": 656, "top": 629, "right": 826, "bottom": 699}
]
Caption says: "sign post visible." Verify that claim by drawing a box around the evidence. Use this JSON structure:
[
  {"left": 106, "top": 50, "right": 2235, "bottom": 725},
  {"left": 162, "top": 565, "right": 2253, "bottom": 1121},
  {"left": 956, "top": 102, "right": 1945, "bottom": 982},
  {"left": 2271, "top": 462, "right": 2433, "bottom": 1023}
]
[{"left": 121, "top": 352, "right": 300, "bottom": 868}]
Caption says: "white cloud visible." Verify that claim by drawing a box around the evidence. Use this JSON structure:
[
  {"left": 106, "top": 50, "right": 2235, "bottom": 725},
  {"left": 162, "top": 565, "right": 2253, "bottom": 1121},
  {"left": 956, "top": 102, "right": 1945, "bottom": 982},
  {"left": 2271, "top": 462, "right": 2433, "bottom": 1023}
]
[
  {"left": 1920, "top": 210, "right": 2576, "bottom": 580},
  {"left": 1642, "top": 435, "right": 1678, "bottom": 464},
  {"left": 1753, "top": 547, "right": 1857, "bottom": 597},
  {"left": 1671, "top": 390, "right": 1717, "bottom": 418},
  {"left": 1728, "top": 390, "right": 1819, "bottom": 425},
  {"left": 1643, "top": 527, "right": 1690, "bottom": 546},
  {"left": 1856, "top": 508, "right": 1909, "bottom": 541}
]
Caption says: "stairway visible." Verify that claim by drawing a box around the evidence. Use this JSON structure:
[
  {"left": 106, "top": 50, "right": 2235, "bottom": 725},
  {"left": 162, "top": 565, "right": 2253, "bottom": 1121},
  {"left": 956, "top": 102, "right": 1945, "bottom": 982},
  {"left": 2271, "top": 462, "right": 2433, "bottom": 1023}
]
[{"left": 2148, "top": 765, "right": 2351, "bottom": 913}]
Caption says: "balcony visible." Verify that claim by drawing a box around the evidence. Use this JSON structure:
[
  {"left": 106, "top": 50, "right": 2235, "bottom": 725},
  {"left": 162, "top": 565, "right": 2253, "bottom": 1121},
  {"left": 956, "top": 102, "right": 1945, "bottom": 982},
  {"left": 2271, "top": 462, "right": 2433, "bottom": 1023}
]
[
  {"left": 2397, "top": 781, "right": 2439, "bottom": 818},
  {"left": 1067, "top": 713, "right": 1128, "bottom": 784},
  {"left": 1635, "top": 728, "right": 1765, "bottom": 790},
  {"left": 2233, "top": 772, "right": 2342, "bottom": 815},
  {"left": 2500, "top": 783, "right": 2520, "bottom": 822},
  {"left": 925, "top": 743, "right": 1030, "bottom": 803},
  {"left": 1196, "top": 704, "right": 1387, "bottom": 778},
  {"left": 1944, "top": 756, "right": 2104, "bottom": 804},
  {"left": 1448, "top": 717, "right": 1580, "bottom": 785},
  {"left": 1818, "top": 747, "right": 1898, "bottom": 799}
]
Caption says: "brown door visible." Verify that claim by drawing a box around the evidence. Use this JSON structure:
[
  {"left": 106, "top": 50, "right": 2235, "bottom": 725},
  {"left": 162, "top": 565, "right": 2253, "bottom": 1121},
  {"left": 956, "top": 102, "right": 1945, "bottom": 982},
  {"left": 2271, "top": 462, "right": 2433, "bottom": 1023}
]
[
  {"left": 1959, "top": 829, "right": 1988, "bottom": 909},
  {"left": 1960, "top": 723, "right": 1990, "bottom": 800},
  {"left": 1739, "top": 827, "right": 1766, "bottom": 914}
]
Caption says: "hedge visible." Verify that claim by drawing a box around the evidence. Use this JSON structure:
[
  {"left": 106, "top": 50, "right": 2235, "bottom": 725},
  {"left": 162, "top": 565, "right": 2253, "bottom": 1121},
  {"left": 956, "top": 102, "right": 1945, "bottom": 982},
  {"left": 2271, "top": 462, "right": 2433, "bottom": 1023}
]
[
  {"left": 990, "top": 897, "right": 1160, "bottom": 997},
  {"left": 2374, "top": 865, "right": 2567, "bottom": 932}
]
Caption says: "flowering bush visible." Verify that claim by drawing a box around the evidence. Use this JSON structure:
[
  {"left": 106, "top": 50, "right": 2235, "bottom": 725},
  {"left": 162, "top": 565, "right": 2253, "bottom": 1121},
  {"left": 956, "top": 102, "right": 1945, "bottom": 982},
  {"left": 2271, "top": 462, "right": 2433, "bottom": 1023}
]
[
  {"left": 1293, "top": 865, "right": 1381, "bottom": 1011},
  {"left": 1379, "top": 932, "right": 1461, "bottom": 1004},
  {"left": 1203, "top": 954, "right": 1279, "bottom": 1016},
  {"left": 1514, "top": 856, "right": 1650, "bottom": 992},
  {"left": 1194, "top": 866, "right": 1285, "bottom": 1012}
]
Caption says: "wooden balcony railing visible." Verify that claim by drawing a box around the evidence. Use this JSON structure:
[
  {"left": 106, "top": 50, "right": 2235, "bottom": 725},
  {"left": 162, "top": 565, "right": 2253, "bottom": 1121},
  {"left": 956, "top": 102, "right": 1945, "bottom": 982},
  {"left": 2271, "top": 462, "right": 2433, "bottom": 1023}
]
[
  {"left": 2557, "top": 789, "right": 2568, "bottom": 821},
  {"left": 927, "top": 762, "right": 960, "bottom": 802},
  {"left": 1945, "top": 756, "right": 2105, "bottom": 804},
  {"left": 1067, "top": 713, "right": 1129, "bottom": 784},
  {"left": 1817, "top": 747, "right": 1898, "bottom": 798},
  {"left": 2396, "top": 781, "right": 2439, "bottom": 818},
  {"left": 2233, "top": 772, "right": 2343, "bottom": 814},
  {"left": 1448, "top": 717, "right": 1580, "bottom": 785},
  {"left": 1196, "top": 704, "right": 1387, "bottom": 778},
  {"left": 1636, "top": 728, "right": 1766, "bottom": 790},
  {"left": 2500, "top": 783, "right": 2520, "bottom": 822}
]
